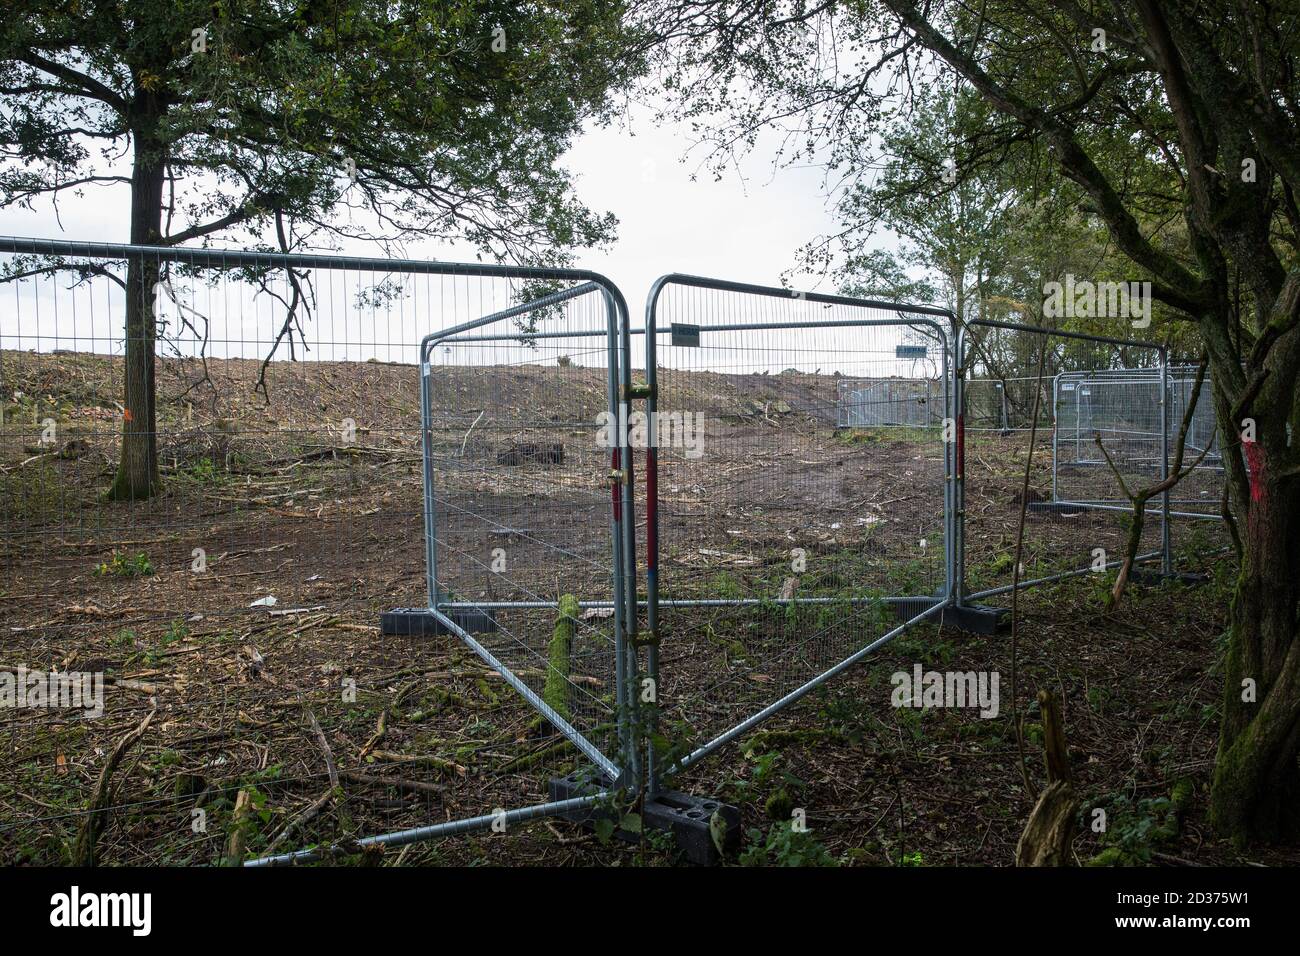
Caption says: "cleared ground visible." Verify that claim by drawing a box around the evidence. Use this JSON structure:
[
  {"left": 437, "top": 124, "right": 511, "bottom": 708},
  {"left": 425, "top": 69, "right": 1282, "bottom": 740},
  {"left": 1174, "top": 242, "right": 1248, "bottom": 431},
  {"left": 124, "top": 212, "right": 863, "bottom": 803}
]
[{"left": 0, "top": 350, "right": 1281, "bottom": 866}]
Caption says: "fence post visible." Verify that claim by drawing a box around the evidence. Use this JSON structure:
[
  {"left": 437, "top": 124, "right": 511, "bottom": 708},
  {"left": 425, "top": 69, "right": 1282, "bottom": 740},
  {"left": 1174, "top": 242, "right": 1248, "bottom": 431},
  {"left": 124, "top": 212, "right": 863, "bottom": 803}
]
[
  {"left": 618, "top": 295, "right": 643, "bottom": 796},
  {"left": 420, "top": 355, "right": 438, "bottom": 609},
  {"left": 1051, "top": 373, "right": 1060, "bottom": 505},
  {"left": 1160, "top": 348, "right": 1172, "bottom": 574},
  {"left": 952, "top": 325, "right": 967, "bottom": 605}
]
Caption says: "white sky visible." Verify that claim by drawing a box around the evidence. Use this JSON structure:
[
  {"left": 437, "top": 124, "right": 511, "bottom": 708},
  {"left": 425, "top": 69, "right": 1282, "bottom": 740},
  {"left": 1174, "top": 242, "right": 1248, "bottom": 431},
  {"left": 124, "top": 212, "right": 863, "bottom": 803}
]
[
  {"left": 0, "top": 100, "right": 929, "bottom": 375},
  {"left": 0, "top": 104, "right": 849, "bottom": 312},
  {"left": 561, "top": 105, "right": 847, "bottom": 301}
]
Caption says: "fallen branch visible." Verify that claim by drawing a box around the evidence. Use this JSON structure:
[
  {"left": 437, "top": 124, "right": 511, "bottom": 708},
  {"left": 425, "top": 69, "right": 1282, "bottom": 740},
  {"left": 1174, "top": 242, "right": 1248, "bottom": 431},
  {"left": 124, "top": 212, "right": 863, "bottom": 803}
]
[
  {"left": 304, "top": 706, "right": 339, "bottom": 790},
  {"left": 72, "top": 709, "right": 155, "bottom": 866},
  {"left": 268, "top": 787, "right": 335, "bottom": 851},
  {"left": 338, "top": 770, "right": 444, "bottom": 797},
  {"left": 459, "top": 409, "right": 486, "bottom": 458}
]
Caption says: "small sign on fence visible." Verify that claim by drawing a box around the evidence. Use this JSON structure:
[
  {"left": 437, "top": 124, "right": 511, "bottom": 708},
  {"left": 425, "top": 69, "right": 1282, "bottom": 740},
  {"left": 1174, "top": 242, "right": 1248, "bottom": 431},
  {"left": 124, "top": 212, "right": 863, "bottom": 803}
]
[
  {"left": 671, "top": 323, "right": 701, "bottom": 347},
  {"left": 896, "top": 344, "right": 928, "bottom": 359}
]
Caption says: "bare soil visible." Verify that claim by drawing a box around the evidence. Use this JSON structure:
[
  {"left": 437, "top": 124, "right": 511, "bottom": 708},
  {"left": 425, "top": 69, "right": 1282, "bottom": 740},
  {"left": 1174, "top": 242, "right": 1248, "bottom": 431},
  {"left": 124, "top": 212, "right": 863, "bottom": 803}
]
[{"left": 0, "top": 350, "right": 1286, "bottom": 866}]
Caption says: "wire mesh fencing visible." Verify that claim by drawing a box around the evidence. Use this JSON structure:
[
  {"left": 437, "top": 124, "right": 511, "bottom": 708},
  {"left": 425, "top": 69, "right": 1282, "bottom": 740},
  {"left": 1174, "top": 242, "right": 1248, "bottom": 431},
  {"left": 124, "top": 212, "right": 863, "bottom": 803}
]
[
  {"left": 415, "top": 281, "right": 632, "bottom": 781},
  {"left": 0, "top": 237, "right": 628, "bottom": 864},
  {"left": 1051, "top": 367, "right": 1225, "bottom": 516},
  {"left": 956, "top": 320, "right": 1174, "bottom": 605},
  {"left": 639, "top": 276, "right": 952, "bottom": 782},
  {"left": 2, "top": 238, "right": 1245, "bottom": 863},
  {"left": 835, "top": 377, "right": 941, "bottom": 427}
]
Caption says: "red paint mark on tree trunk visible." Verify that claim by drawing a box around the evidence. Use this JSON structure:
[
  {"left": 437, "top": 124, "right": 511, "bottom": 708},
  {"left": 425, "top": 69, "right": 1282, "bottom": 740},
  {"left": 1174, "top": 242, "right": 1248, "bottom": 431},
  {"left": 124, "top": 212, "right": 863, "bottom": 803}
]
[{"left": 1245, "top": 442, "right": 1266, "bottom": 503}]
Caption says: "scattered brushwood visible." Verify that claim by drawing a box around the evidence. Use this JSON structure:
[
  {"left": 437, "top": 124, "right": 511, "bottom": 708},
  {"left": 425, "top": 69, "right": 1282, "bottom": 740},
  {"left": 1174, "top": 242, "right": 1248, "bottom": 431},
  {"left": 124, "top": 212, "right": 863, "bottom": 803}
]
[
  {"left": 160, "top": 426, "right": 233, "bottom": 477},
  {"left": 0, "top": 350, "right": 1247, "bottom": 867}
]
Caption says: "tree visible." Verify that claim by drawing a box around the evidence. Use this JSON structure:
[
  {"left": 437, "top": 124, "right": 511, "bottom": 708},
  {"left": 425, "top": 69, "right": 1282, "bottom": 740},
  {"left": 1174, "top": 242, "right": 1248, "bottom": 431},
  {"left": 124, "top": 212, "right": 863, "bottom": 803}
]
[
  {"left": 831, "top": 82, "right": 1198, "bottom": 410},
  {"left": 644, "top": 0, "right": 1300, "bottom": 845},
  {"left": 1, "top": 0, "right": 639, "bottom": 499}
]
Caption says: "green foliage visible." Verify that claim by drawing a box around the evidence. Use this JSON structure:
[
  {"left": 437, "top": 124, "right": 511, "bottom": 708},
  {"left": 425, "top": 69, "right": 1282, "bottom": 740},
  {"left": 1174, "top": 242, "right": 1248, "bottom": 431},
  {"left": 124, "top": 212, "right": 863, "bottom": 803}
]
[
  {"left": 764, "top": 788, "right": 795, "bottom": 821},
  {"left": 1, "top": 1, "right": 642, "bottom": 261},
  {"left": 94, "top": 551, "right": 154, "bottom": 578},
  {"left": 738, "top": 823, "right": 838, "bottom": 867},
  {"left": 709, "top": 571, "right": 744, "bottom": 600},
  {"left": 175, "top": 458, "right": 221, "bottom": 483},
  {"left": 1086, "top": 790, "right": 1185, "bottom": 865}
]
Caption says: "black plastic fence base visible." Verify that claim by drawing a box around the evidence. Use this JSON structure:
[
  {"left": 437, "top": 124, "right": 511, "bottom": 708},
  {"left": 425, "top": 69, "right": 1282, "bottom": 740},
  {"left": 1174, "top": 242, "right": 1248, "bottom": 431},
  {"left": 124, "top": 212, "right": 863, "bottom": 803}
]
[
  {"left": 1128, "top": 567, "right": 1211, "bottom": 587},
  {"left": 937, "top": 602, "right": 1010, "bottom": 635},
  {"left": 548, "top": 772, "right": 741, "bottom": 865},
  {"left": 887, "top": 596, "right": 1009, "bottom": 635},
  {"left": 379, "top": 606, "right": 497, "bottom": 636}
]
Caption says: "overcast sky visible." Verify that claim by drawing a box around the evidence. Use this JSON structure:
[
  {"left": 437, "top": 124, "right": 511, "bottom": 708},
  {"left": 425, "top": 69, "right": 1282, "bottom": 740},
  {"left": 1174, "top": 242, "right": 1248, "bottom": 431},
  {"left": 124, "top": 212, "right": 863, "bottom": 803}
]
[
  {"left": 562, "top": 104, "right": 849, "bottom": 302},
  {"left": 0, "top": 97, "right": 926, "bottom": 375},
  {"left": 0, "top": 102, "right": 851, "bottom": 310}
]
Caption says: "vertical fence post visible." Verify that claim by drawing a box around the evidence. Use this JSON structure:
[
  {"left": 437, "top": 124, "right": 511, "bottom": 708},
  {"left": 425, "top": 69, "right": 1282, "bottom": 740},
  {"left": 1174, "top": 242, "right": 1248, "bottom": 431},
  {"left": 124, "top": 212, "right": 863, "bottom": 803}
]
[
  {"left": 952, "top": 325, "right": 967, "bottom": 605},
  {"left": 601, "top": 288, "right": 633, "bottom": 790},
  {"left": 939, "top": 326, "right": 953, "bottom": 602},
  {"left": 420, "top": 353, "right": 439, "bottom": 610},
  {"left": 1160, "top": 348, "right": 1172, "bottom": 575},
  {"left": 617, "top": 294, "right": 643, "bottom": 795},
  {"left": 643, "top": 291, "right": 662, "bottom": 797},
  {"left": 1051, "top": 373, "right": 1060, "bottom": 505}
]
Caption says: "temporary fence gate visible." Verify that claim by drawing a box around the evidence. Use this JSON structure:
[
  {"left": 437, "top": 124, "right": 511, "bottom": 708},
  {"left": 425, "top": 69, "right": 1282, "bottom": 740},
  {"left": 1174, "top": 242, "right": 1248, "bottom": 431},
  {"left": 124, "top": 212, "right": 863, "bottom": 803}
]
[
  {"left": 387, "top": 281, "right": 637, "bottom": 781},
  {"left": 639, "top": 276, "right": 954, "bottom": 791}
]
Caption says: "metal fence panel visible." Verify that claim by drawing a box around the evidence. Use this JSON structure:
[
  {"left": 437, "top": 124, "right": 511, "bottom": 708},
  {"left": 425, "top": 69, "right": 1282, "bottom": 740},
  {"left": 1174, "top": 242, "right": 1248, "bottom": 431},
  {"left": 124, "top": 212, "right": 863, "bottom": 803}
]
[
  {"left": 836, "top": 377, "right": 940, "bottom": 427},
  {"left": 957, "top": 321, "right": 1171, "bottom": 604},
  {"left": 1052, "top": 367, "right": 1226, "bottom": 516},
  {"left": 0, "top": 236, "right": 631, "bottom": 863},
  {"left": 419, "top": 284, "right": 631, "bottom": 778},
  {"left": 641, "top": 276, "right": 952, "bottom": 781}
]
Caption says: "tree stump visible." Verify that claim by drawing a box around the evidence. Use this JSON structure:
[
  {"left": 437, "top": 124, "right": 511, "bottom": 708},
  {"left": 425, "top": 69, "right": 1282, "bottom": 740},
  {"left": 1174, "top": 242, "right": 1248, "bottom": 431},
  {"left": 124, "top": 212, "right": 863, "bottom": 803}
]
[{"left": 1015, "top": 689, "right": 1078, "bottom": 866}]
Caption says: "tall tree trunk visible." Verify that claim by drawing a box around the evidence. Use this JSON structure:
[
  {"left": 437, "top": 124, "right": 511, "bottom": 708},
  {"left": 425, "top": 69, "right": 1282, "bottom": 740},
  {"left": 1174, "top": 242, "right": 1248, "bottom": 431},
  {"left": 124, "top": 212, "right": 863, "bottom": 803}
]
[
  {"left": 1209, "top": 436, "right": 1300, "bottom": 845},
  {"left": 107, "top": 132, "right": 166, "bottom": 501}
]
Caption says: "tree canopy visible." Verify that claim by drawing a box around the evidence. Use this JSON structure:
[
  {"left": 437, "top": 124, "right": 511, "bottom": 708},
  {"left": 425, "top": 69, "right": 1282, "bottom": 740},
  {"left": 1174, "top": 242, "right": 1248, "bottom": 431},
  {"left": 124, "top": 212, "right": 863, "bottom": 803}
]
[{"left": 2, "top": 0, "right": 638, "bottom": 258}]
